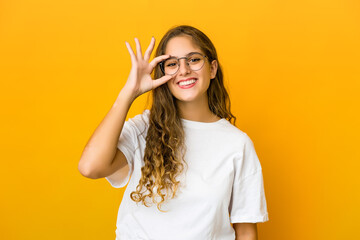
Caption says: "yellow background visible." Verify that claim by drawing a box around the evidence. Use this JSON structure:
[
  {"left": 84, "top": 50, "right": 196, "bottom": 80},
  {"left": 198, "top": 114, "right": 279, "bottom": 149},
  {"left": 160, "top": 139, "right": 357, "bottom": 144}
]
[{"left": 1, "top": 0, "right": 359, "bottom": 239}]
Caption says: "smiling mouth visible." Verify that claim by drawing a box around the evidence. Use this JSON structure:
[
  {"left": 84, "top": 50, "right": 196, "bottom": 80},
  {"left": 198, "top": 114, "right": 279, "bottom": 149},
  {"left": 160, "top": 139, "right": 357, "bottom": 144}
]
[
  {"left": 178, "top": 79, "right": 197, "bottom": 86},
  {"left": 176, "top": 78, "right": 198, "bottom": 89}
]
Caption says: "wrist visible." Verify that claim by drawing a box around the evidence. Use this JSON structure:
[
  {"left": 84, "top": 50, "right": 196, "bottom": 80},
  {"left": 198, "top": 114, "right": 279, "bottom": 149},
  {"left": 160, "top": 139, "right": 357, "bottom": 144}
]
[
  {"left": 112, "top": 88, "right": 137, "bottom": 109},
  {"left": 120, "top": 87, "right": 138, "bottom": 101}
]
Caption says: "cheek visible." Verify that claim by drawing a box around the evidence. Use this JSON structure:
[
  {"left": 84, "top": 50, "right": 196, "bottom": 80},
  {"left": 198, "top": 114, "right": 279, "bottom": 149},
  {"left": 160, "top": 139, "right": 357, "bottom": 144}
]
[{"left": 200, "top": 66, "right": 212, "bottom": 81}]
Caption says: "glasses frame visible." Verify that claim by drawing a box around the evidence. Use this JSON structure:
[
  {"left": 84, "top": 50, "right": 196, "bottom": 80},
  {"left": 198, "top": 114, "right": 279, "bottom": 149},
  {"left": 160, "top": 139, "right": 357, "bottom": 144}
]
[{"left": 159, "top": 52, "right": 208, "bottom": 75}]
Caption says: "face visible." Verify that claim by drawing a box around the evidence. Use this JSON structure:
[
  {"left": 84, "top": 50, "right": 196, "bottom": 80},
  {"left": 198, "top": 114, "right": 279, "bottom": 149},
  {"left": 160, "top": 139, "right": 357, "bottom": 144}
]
[{"left": 164, "top": 35, "right": 218, "bottom": 104}]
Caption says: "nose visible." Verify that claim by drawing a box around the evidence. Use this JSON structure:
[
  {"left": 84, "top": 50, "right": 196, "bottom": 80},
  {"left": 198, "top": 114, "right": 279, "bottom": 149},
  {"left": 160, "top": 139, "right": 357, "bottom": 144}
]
[{"left": 178, "top": 59, "right": 191, "bottom": 76}]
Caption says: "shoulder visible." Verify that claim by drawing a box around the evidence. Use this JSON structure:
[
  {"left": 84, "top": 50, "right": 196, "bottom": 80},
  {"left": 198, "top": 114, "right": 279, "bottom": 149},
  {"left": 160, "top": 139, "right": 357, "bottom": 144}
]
[
  {"left": 126, "top": 109, "right": 150, "bottom": 134},
  {"left": 218, "top": 120, "right": 253, "bottom": 146}
]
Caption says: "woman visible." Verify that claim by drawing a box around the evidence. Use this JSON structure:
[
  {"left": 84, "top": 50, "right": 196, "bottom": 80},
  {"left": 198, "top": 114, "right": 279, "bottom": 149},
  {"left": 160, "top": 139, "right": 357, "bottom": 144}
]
[{"left": 78, "top": 25, "right": 269, "bottom": 240}]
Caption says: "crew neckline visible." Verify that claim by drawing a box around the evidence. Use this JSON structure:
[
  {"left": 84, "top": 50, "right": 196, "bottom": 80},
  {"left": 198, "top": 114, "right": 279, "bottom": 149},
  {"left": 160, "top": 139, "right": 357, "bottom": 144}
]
[
  {"left": 143, "top": 109, "right": 227, "bottom": 129},
  {"left": 180, "top": 117, "right": 227, "bottom": 129}
]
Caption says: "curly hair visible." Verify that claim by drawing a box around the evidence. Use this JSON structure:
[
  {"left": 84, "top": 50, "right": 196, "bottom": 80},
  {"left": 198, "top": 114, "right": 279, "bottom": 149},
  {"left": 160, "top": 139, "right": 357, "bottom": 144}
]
[{"left": 130, "top": 25, "right": 236, "bottom": 212}]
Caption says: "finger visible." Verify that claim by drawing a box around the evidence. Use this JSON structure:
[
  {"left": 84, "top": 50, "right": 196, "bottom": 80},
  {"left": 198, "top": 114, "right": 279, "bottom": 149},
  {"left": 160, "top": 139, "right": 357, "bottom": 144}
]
[
  {"left": 152, "top": 75, "right": 174, "bottom": 89},
  {"left": 125, "top": 41, "right": 136, "bottom": 63},
  {"left": 144, "top": 37, "right": 155, "bottom": 62},
  {"left": 135, "top": 37, "right": 143, "bottom": 60},
  {"left": 149, "top": 54, "right": 171, "bottom": 69}
]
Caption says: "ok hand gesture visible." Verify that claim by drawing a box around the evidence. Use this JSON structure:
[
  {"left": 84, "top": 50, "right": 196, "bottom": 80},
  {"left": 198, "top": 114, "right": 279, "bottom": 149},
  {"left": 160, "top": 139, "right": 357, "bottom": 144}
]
[{"left": 123, "top": 37, "right": 173, "bottom": 99}]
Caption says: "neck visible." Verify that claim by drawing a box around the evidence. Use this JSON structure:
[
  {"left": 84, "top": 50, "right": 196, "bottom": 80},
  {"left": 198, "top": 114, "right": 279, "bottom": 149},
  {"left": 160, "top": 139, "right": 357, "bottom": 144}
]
[{"left": 176, "top": 96, "right": 221, "bottom": 123}]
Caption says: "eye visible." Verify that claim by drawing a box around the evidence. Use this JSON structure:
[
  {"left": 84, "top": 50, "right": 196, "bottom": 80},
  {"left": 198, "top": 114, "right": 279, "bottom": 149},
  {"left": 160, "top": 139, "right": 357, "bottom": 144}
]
[
  {"left": 166, "top": 62, "right": 177, "bottom": 67},
  {"left": 164, "top": 58, "right": 178, "bottom": 68},
  {"left": 189, "top": 58, "right": 201, "bottom": 63}
]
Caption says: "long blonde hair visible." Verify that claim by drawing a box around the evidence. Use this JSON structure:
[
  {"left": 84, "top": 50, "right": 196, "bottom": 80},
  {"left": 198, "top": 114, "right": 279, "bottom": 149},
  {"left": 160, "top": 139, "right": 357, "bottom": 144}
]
[{"left": 130, "top": 25, "right": 236, "bottom": 211}]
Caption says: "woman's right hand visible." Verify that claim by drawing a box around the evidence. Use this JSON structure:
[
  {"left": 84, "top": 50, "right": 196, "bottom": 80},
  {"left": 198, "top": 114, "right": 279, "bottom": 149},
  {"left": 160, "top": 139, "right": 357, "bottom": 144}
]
[{"left": 123, "top": 37, "right": 173, "bottom": 99}]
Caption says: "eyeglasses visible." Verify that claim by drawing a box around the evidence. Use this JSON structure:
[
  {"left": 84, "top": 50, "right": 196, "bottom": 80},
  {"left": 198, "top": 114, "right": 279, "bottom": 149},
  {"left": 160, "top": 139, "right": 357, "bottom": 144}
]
[{"left": 159, "top": 52, "right": 207, "bottom": 75}]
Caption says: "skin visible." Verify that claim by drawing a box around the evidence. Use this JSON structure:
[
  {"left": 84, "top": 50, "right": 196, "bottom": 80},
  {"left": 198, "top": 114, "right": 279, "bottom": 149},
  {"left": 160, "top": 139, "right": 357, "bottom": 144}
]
[
  {"left": 233, "top": 223, "right": 258, "bottom": 240},
  {"left": 165, "top": 36, "right": 258, "bottom": 239},
  {"left": 79, "top": 36, "right": 259, "bottom": 240},
  {"left": 164, "top": 35, "right": 220, "bottom": 122}
]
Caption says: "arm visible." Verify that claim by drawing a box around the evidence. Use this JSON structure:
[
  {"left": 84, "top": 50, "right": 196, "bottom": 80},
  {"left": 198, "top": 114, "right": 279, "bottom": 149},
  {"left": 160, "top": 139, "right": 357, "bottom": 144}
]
[
  {"left": 233, "top": 223, "right": 258, "bottom": 240},
  {"left": 78, "top": 89, "right": 135, "bottom": 179},
  {"left": 78, "top": 37, "right": 173, "bottom": 179}
]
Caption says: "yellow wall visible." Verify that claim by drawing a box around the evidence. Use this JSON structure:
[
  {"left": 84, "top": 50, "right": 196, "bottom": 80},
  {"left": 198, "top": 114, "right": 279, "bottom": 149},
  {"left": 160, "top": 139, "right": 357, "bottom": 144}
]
[{"left": 1, "top": 0, "right": 359, "bottom": 239}]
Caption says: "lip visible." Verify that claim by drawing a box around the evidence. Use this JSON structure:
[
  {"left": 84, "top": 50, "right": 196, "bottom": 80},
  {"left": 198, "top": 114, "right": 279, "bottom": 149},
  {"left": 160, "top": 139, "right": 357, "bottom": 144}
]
[{"left": 177, "top": 78, "right": 198, "bottom": 89}]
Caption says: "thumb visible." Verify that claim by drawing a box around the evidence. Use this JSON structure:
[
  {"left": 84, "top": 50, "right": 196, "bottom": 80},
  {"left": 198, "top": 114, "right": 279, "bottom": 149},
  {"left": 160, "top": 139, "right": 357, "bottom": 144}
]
[{"left": 152, "top": 75, "right": 174, "bottom": 89}]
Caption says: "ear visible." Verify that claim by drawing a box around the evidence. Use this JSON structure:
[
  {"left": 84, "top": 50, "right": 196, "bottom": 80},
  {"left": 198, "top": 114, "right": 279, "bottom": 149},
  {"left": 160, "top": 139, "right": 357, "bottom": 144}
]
[{"left": 210, "top": 59, "right": 218, "bottom": 79}]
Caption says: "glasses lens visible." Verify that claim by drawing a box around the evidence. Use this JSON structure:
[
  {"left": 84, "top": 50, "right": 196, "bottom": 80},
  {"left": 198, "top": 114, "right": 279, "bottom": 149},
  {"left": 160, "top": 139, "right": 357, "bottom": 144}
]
[
  {"left": 162, "top": 53, "right": 206, "bottom": 75},
  {"left": 163, "top": 58, "right": 179, "bottom": 75},
  {"left": 188, "top": 53, "right": 205, "bottom": 71}
]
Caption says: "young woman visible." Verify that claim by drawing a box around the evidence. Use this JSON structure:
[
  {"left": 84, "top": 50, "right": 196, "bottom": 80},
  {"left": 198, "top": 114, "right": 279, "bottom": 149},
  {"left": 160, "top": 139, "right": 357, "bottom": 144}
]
[{"left": 78, "top": 25, "right": 269, "bottom": 240}]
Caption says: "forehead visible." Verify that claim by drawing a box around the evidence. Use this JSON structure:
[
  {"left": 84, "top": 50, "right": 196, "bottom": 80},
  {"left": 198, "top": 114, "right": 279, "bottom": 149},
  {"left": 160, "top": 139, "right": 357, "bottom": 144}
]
[{"left": 165, "top": 35, "right": 203, "bottom": 57}]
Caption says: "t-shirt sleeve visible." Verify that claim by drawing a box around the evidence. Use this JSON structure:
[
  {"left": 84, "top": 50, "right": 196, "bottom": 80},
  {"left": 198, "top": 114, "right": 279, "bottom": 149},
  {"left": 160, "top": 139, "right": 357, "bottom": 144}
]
[
  {"left": 229, "top": 133, "right": 269, "bottom": 223},
  {"left": 105, "top": 111, "right": 148, "bottom": 188}
]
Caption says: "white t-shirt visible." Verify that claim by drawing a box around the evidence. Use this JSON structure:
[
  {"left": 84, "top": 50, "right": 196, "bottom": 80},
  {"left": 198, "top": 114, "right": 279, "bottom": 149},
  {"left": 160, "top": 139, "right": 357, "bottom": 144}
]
[{"left": 106, "top": 109, "right": 269, "bottom": 240}]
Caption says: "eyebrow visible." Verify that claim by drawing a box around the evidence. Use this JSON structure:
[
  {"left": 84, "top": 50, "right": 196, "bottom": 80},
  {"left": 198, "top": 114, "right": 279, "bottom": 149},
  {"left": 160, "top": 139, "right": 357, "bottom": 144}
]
[{"left": 169, "top": 51, "right": 201, "bottom": 58}]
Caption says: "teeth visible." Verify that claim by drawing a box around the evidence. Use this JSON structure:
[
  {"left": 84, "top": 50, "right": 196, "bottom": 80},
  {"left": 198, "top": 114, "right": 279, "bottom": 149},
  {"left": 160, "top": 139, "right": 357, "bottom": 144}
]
[{"left": 178, "top": 79, "right": 196, "bottom": 86}]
